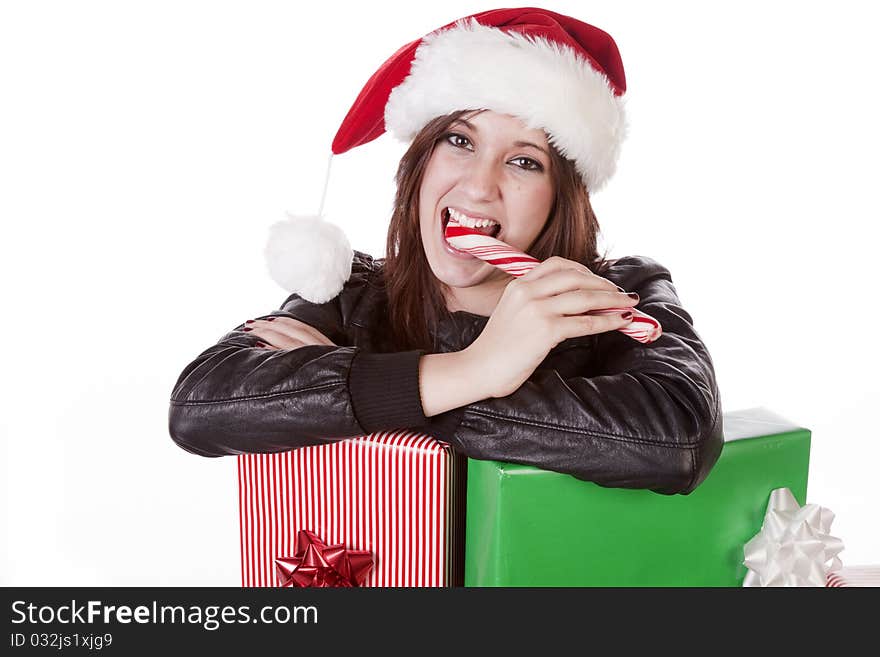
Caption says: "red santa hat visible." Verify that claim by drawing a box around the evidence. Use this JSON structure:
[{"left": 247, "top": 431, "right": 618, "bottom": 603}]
[{"left": 266, "top": 7, "right": 628, "bottom": 303}]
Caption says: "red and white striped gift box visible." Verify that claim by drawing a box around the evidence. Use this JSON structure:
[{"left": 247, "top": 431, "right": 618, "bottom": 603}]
[
  {"left": 826, "top": 566, "right": 880, "bottom": 587},
  {"left": 237, "top": 431, "right": 466, "bottom": 587}
]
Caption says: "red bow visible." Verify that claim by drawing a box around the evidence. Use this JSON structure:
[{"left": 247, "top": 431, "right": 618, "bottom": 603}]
[{"left": 275, "top": 530, "right": 373, "bottom": 587}]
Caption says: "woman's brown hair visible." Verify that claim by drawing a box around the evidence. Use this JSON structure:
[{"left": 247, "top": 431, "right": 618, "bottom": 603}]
[{"left": 382, "top": 109, "right": 613, "bottom": 352}]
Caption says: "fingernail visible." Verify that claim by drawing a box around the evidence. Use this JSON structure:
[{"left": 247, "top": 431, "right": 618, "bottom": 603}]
[
  {"left": 266, "top": 317, "right": 276, "bottom": 322},
  {"left": 621, "top": 311, "right": 633, "bottom": 320},
  {"left": 627, "top": 292, "right": 639, "bottom": 300},
  {"left": 242, "top": 327, "right": 253, "bottom": 332},
  {"left": 255, "top": 341, "right": 267, "bottom": 348},
  {"left": 245, "top": 320, "right": 255, "bottom": 324}
]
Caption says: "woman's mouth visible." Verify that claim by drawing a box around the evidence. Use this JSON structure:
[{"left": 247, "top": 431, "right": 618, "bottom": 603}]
[
  {"left": 440, "top": 207, "right": 503, "bottom": 260},
  {"left": 441, "top": 207, "right": 502, "bottom": 244}
]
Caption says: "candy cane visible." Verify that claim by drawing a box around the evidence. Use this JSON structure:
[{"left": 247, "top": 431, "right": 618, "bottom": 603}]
[{"left": 444, "top": 218, "right": 662, "bottom": 344}]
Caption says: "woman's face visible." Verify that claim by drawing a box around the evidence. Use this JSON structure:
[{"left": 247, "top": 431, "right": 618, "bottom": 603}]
[{"left": 418, "top": 110, "right": 555, "bottom": 291}]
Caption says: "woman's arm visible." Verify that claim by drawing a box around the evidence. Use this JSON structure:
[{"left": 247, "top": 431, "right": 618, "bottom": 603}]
[
  {"left": 168, "top": 253, "right": 431, "bottom": 457},
  {"left": 168, "top": 324, "right": 430, "bottom": 457},
  {"left": 416, "top": 256, "right": 723, "bottom": 495},
  {"left": 418, "top": 350, "right": 494, "bottom": 417}
]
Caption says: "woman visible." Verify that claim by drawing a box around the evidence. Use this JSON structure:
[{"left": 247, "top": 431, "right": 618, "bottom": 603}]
[{"left": 168, "top": 8, "right": 723, "bottom": 495}]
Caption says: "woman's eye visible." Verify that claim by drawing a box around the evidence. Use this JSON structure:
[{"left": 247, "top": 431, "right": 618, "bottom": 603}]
[
  {"left": 445, "top": 133, "right": 472, "bottom": 149},
  {"left": 444, "top": 134, "right": 542, "bottom": 172},
  {"left": 511, "top": 157, "right": 543, "bottom": 172}
]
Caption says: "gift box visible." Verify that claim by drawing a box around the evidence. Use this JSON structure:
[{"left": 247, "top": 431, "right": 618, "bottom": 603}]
[
  {"left": 238, "top": 431, "right": 466, "bottom": 587},
  {"left": 827, "top": 566, "right": 880, "bottom": 587},
  {"left": 464, "top": 407, "right": 811, "bottom": 586}
]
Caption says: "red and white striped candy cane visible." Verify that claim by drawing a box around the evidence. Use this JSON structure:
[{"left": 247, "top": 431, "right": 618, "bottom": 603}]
[{"left": 444, "top": 218, "right": 662, "bottom": 344}]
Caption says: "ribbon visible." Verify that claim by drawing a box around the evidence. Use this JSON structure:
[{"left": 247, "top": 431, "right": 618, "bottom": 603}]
[
  {"left": 743, "top": 487, "right": 845, "bottom": 587},
  {"left": 275, "top": 530, "right": 374, "bottom": 588}
]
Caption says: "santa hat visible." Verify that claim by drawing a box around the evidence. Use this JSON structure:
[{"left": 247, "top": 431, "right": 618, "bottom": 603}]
[{"left": 266, "top": 7, "right": 628, "bottom": 303}]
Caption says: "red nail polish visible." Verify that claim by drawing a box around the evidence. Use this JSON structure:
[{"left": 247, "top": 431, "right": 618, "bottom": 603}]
[
  {"left": 245, "top": 320, "right": 255, "bottom": 324},
  {"left": 621, "top": 311, "right": 633, "bottom": 320},
  {"left": 242, "top": 327, "right": 252, "bottom": 332},
  {"left": 266, "top": 317, "right": 276, "bottom": 322}
]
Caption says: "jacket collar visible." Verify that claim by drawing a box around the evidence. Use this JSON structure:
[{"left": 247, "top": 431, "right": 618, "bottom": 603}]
[
  {"left": 349, "top": 279, "right": 490, "bottom": 352},
  {"left": 433, "top": 311, "right": 489, "bottom": 352}
]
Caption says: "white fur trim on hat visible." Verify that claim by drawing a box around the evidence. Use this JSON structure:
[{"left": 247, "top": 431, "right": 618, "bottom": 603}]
[
  {"left": 384, "top": 18, "right": 628, "bottom": 193},
  {"left": 264, "top": 214, "right": 353, "bottom": 303}
]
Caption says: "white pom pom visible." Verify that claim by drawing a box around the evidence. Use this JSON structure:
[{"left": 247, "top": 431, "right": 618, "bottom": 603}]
[{"left": 264, "top": 214, "right": 353, "bottom": 304}]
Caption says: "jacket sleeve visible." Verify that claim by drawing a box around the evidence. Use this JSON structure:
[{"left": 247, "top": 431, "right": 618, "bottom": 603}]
[
  {"left": 420, "top": 256, "right": 724, "bottom": 495},
  {"left": 167, "top": 253, "right": 430, "bottom": 457}
]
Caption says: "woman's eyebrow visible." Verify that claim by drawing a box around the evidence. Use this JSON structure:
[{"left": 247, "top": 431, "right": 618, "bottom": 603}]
[
  {"left": 513, "top": 140, "right": 550, "bottom": 157},
  {"left": 451, "top": 119, "right": 550, "bottom": 157},
  {"left": 450, "top": 118, "right": 476, "bottom": 131}
]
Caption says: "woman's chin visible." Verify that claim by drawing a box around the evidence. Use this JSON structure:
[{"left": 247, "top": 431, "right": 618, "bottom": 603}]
[{"left": 429, "top": 255, "right": 490, "bottom": 288}]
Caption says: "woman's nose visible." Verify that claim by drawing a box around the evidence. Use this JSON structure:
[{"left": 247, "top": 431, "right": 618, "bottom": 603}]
[{"left": 459, "top": 157, "right": 501, "bottom": 201}]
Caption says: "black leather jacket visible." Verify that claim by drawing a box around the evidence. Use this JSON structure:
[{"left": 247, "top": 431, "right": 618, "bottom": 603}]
[{"left": 168, "top": 251, "right": 723, "bottom": 495}]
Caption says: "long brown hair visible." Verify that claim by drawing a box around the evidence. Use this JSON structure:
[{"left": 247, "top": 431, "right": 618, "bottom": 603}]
[{"left": 382, "top": 109, "right": 613, "bottom": 352}]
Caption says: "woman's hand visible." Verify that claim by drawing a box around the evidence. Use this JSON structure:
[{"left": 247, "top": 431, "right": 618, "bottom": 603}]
[
  {"left": 465, "top": 256, "right": 640, "bottom": 398},
  {"left": 242, "top": 317, "right": 337, "bottom": 350}
]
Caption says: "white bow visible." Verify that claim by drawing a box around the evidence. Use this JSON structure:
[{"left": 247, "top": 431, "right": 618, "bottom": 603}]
[{"left": 743, "top": 487, "right": 845, "bottom": 587}]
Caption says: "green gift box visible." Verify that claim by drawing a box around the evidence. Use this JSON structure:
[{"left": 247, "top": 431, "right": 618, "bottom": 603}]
[{"left": 463, "top": 407, "right": 810, "bottom": 587}]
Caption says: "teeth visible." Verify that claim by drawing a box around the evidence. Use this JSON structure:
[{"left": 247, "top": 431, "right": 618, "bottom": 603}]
[{"left": 448, "top": 208, "right": 499, "bottom": 229}]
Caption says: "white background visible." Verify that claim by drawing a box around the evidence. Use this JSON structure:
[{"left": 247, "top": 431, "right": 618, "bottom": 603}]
[{"left": 2, "top": 0, "right": 878, "bottom": 585}]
